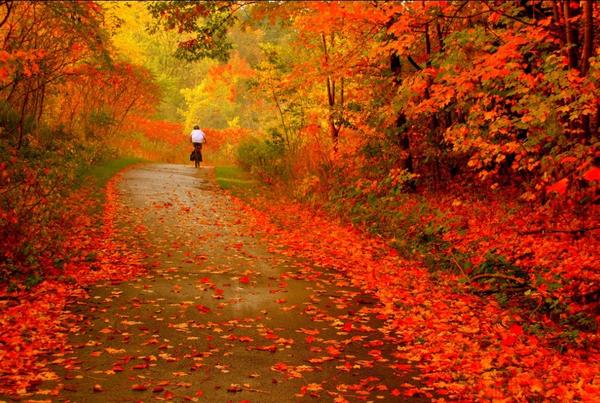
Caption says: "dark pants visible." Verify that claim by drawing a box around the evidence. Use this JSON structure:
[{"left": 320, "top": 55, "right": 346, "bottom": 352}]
[{"left": 193, "top": 142, "right": 203, "bottom": 150}]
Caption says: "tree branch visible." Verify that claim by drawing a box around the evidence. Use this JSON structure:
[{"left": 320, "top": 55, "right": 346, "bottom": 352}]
[
  {"left": 407, "top": 55, "right": 423, "bottom": 71},
  {"left": 470, "top": 273, "right": 526, "bottom": 284},
  {"left": 518, "top": 226, "right": 600, "bottom": 236},
  {"left": 0, "top": 0, "right": 13, "bottom": 30}
]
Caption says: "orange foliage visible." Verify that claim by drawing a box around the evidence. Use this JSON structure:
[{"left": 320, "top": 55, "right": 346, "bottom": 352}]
[
  {"left": 203, "top": 127, "right": 251, "bottom": 153},
  {"left": 50, "top": 63, "right": 160, "bottom": 138},
  {"left": 124, "top": 116, "right": 185, "bottom": 146}
]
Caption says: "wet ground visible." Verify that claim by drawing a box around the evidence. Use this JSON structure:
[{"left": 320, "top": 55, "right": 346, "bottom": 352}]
[{"left": 44, "top": 164, "right": 426, "bottom": 402}]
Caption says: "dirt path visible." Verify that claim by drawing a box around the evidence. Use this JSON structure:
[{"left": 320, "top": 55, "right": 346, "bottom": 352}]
[{"left": 51, "top": 164, "right": 425, "bottom": 402}]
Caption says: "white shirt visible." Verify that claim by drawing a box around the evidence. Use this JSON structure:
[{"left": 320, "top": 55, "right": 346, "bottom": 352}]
[{"left": 191, "top": 129, "right": 206, "bottom": 143}]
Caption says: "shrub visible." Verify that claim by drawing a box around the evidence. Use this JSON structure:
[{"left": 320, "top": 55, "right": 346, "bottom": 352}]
[
  {"left": 235, "top": 130, "right": 290, "bottom": 183},
  {"left": 0, "top": 124, "right": 114, "bottom": 284}
]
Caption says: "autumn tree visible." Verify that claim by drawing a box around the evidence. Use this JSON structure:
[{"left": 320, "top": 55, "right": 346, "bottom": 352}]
[
  {"left": 49, "top": 62, "right": 159, "bottom": 140},
  {"left": 147, "top": 1, "right": 242, "bottom": 62},
  {"left": 0, "top": 1, "right": 109, "bottom": 147},
  {"left": 0, "top": 1, "right": 163, "bottom": 281}
]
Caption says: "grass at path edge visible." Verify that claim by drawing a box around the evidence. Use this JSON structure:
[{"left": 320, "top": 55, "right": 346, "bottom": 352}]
[
  {"left": 214, "top": 165, "right": 259, "bottom": 197},
  {"left": 76, "top": 156, "right": 144, "bottom": 207}
]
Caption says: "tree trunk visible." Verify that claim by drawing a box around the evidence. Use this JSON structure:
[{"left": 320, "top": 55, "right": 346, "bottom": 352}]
[
  {"left": 390, "top": 52, "right": 415, "bottom": 190},
  {"left": 17, "top": 90, "right": 29, "bottom": 149},
  {"left": 321, "top": 32, "right": 341, "bottom": 148},
  {"left": 579, "top": 0, "right": 593, "bottom": 75},
  {"left": 272, "top": 89, "right": 290, "bottom": 149},
  {"left": 579, "top": 0, "right": 594, "bottom": 138},
  {"left": 563, "top": 0, "right": 578, "bottom": 70},
  {"left": 37, "top": 83, "right": 45, "bottom": 127},
  {"left": 424, "top": 22, "right": 432, "bottom": 69}
]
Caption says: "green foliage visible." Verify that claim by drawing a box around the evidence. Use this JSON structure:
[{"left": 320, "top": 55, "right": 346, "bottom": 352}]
[
  {"left": 106, "top": 2, "right": 199, "bottom": 122},
  {"left": 78, "top": 156, "right": 143, "bottom": 195},
  {"left": 147, "top": 1, "right": 237, "bottom": 62},
  {"left": 474, "top": 250, "right": 527, "bottom": 280},
  {"left": 87, "top": 109, "right": 116, "bottom": 128},
  {"left": 23, "top": 273, "right": 43, "bottom": 290},
  {"left": 0, "top": 101, "right": 22, "bottom": 138},
  {"left": 235, "top": 131, "right": 290, "bottom": 183},
  {"left": 0, "top": 101, "right": 35, "bottom": 145},
  {"left": 214, "top": 165, "right": 259, "bottom": 197},
  {"left": 0, "top": 98, "right": 140, "bottom": 283}
]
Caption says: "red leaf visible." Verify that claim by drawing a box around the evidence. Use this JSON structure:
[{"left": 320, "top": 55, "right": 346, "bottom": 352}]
[
  {"left": 502, "top": 334, "right": 517, "bottom": 347},
  {"left": 547, "top": 178, "right": 568, "bottom": 194},
  {"left": 272, "top": 362, "right": 288, "bottom": 372},
  {"left": 196, "top": 304, "right": 211, "bottom": 313},
  {"left": 583, "top": 167, "right": 600, "bottom": 181},
  {"left": 326, "top": 345, "right": 341, "bottom": 357},
  {"left": 256, "top": 344, "right": 277, "bottom": 352},
  {"left": 509, "top": 323, "right": 523, "bottom": 336}
]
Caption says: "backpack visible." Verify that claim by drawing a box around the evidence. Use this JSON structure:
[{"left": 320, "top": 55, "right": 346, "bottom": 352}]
[{"left": 190, "top": 150, "right": 203, "bottom": 161}]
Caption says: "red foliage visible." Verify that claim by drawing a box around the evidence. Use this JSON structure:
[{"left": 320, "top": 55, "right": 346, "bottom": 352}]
[
  {"left": 230, "top": 194, "right": 600, "bottom": 400},
  {"left": 583, "top": 167, "right": 600, "bottom": 182},
  {"left": 426, "top": 188, "right": 599, "bottom": 320},
  {"left": 0, "top": 171, "right": 144, "bottom": 395}
]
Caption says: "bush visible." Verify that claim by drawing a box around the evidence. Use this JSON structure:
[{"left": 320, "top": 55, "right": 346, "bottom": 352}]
[
  {"left": 235, "top": 130, "right": 290, "bottom": 183},
  {"left": 0, "top": 125, "right": 115, "bottom": 284}
]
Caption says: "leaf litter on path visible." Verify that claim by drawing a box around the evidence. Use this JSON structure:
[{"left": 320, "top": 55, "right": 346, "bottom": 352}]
[{"left": 12, "top": 164, "right": 428, "bottom": 402}]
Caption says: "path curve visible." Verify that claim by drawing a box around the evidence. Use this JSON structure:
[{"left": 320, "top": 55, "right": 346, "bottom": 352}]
[{"left": 54, "top": 164, "right": 425, "bottom": 402}]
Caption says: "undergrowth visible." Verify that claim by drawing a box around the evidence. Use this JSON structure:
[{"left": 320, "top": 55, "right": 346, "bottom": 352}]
[
  {"left": 0, "top": 135, "right": 142, "bottom": 286},
  {"left": 214, "top": 165, "right": 260, "bottom": 197},
  {"left": 234, "top": 159, "right": 598, "bottom": 344},
  {"left": 323, "top": 179, "right": 599, "bottom": 342}
]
